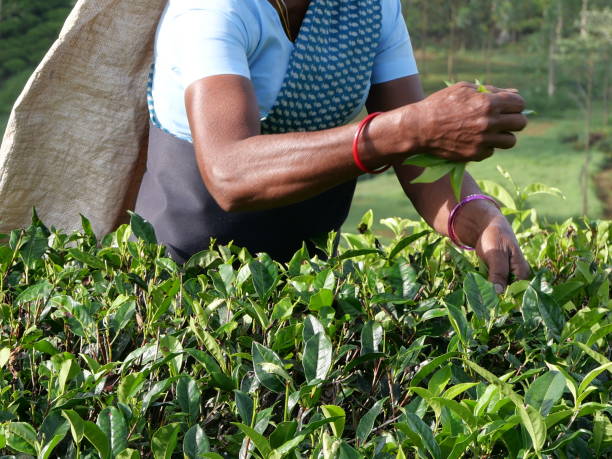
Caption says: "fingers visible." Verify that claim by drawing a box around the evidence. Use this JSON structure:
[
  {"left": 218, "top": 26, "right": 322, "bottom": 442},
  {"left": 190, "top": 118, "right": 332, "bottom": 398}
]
[
  {"left": 510, "top": 245, "right": 532, "bottom": 281},
  {"left": 491, "top": 113, "right": 528, "bottom": 132},
  {"left": 485, "top": 248, "right": 510, "bottom": 294},
  {"left": 491, "top": 91, "right": 526, "bottom": 114},
  {"left": 483, "top": 133, "right": 517, "bottom": 150},
  {"left": 482, "top": 244, "right": 531, "bottom": 294}
]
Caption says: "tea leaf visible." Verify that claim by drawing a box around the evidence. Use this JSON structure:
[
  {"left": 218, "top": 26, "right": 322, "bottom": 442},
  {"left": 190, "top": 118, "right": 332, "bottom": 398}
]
[
  {"left": 232, "top": 422, "right": 272, "bottom": 456},
  {"left": 152, "top": 423, "right": 181, "bottom": 459},
  {"left": 360, "top": 321, "right": 383, "bottom": 355},
  {"left": 96, "top": 407, "right": 128, "bottom": 458},
  {"left": 403, "top": 413, "right": 442, "bottom": 459},
  {"left": 183, "top": 425, "right": 211, "bottom": 458},
  {"left": 303, "top": 331, "right": 333, "bottom": 383},
  {"left": 84, "top": 421, "right": 111, "bottom": 459},
  {"left": 464, "top": 272, "right": 498, "bottom": 323},
  {"left": 411, "top": 163, "right": 456, "bottom": 184},
  {"left": 321, "top": 405, "right": 346, "bottom": 437},
  {"left": 177, "top": 376, "right": 202, "bottom": 425},
  {"left": 356, "top": 398, "right": 387, "bottom": 444},
  {"left": 5, "top": 422, "right": 37, "bottom": 455},
  {"left": 128, "top": 211, "right": 157, "bottom": 244},
  {"left": 524, "top": 371, "right": 566, "bottom": 416},
  {"left": 252, "top": 342, "right": 286, "bottom": 393}
]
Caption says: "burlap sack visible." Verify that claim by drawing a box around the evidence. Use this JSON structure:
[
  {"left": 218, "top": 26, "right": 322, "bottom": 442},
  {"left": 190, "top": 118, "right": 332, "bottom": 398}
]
[{"left": 0, "top": 0, "right": 167, "bottom": 237}]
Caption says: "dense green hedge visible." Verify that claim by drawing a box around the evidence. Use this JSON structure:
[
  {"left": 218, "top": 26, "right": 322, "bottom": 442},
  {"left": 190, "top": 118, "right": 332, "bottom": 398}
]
[{"left": 0, "top": 206, "right": 610, "bottom": 458}]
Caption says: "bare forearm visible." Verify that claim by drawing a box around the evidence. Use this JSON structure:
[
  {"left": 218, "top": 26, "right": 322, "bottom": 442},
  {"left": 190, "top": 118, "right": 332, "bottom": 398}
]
[
  {"left": 187, "top": 74, "right": 526, "bottom": 212},
  {"left": 396, "top": 167, "right": 502, "bottom": 246},
  {"left": 194, "top": 109, "right": 414, "bottom": 211}
]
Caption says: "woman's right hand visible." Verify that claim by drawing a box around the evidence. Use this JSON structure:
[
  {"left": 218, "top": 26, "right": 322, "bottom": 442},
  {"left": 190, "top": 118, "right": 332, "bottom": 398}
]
[{"left": 404, "top": 82, "right": 528, "bottom": 162}]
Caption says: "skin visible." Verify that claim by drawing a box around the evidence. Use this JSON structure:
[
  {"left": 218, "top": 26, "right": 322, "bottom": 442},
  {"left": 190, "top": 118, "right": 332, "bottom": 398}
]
[{"left": 184, "top": 0, "right": 531, "bottom": 291}]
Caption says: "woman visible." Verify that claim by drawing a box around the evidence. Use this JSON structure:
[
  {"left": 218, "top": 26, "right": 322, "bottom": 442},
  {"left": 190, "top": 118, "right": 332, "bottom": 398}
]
[{"left": 135, "top": 0, "right": 531, "bottom": 292}]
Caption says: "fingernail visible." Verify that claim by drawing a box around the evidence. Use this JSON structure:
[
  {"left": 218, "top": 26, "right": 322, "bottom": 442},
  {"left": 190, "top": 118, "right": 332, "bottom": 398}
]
[{"left": 494, "top": 284, "right": 505, "bottom": 294}]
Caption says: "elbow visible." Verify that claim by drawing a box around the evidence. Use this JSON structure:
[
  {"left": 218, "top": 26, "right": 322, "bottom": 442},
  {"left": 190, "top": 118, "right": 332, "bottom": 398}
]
[{"left": 201, "top": 164, "right": 251, "bottom": 213}]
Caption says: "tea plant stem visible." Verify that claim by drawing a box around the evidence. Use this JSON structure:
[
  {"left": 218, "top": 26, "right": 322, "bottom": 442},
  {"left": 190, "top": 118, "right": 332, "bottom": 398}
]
[{"left": 284, "top": 381, "right": 290, "bottom": 422}]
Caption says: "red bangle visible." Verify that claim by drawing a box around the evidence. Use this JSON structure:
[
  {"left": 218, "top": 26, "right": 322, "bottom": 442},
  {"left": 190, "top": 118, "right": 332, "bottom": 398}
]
[{"left": 352, "top": 112, "right": 390, "bottom": 174}]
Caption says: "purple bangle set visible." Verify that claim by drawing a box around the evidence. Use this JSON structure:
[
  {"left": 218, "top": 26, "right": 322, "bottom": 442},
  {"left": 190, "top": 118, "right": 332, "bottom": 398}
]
[{"left": 448, "top": 194, "right": 500, "bottom": 251}]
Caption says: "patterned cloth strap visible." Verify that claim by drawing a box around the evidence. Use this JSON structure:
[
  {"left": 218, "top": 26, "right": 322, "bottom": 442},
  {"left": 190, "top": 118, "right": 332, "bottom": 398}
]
[
  {"left": 147, "top": 0, "right": 382, "bottom": 137},
  {"left": 261, "top": 0, "right": 382, "bottom": 134}
]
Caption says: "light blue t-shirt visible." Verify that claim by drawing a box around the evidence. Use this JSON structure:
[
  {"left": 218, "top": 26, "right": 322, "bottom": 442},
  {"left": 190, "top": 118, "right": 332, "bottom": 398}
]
[{"left": 152, "top": 0, "right": 419, "bottom": 143}]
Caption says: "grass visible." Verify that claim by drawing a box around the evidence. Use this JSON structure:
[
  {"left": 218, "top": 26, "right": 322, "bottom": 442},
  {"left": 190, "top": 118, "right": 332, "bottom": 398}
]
[{"left": 345, "top": 115, "right": 607, "bottom": 234}]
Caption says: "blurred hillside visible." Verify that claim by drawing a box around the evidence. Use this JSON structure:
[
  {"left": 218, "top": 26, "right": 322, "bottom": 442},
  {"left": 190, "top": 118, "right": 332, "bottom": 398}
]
[{"left": 0, "top": 0, "right": 76, "bottom": 128}]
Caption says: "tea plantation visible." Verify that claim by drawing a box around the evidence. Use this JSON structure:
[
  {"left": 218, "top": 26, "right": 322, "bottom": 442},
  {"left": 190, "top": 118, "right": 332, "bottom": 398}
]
[{"left": 0, "top": 202, "right": 610, "bottom": 458}]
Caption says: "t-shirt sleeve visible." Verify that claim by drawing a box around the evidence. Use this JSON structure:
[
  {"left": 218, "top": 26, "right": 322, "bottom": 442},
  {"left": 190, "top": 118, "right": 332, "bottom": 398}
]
[
  {"left": 371, "top": 0, "right": 418, "bottom": 85},
  {"left": 164, "top": 2, "right": 252, "bottom": 88}
]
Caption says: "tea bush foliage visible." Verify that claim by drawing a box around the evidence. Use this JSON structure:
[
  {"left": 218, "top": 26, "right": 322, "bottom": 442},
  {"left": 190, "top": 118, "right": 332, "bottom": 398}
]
[{"left": 0, "top": 203, "right": 610, "bottom": 458}]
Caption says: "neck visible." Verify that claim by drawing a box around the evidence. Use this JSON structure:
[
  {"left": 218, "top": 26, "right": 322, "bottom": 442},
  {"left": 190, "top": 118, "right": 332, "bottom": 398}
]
[{"left": 269, "top": 0, "right": 310, "bottom": 42}]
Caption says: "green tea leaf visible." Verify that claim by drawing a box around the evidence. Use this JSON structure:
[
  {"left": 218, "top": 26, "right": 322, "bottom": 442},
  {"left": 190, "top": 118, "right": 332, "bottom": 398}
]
[
  {"left": 252, "top": 342, "right": 286, "bottom": 393},
  {"left": 62, "top": 409, "right": 85, "bottom": 444},
  {"left": 84, "top": 421, "right": 111, "bottom": 459},
  {"left": 15, "top": 280, "right": 53, "bottom": 304},
  {"left": 118, "top": 372, "right": 147, "bottom": 404},
  {"left": 356, "top": 397, "right": 387, "bottom": 443},
  {"left": 360, "top": 321, "right": 383, "bottom": 355},
  {"left": 183, "top": 425, "right": 210, "bottom": 458},
  {"left": 578, "top": 362, "right": 612, "bottom": 397},
  {"left": 0, "top": 348, "right": 10, "bottom": 369},
  {"left": 234, "top": 390, "right": 254, "bottom": 426},
  {"left": 116, "top": 449, "right": 141, "bottom": 459},
  {"left": 446, "top": 303, "right": 472, "bottom": 346},
  {"left": 449, "top": 163, "right": 467, "bottom": 201},
  {"left": 152, "top": 423, "right": 181, "bottom": 459},
  {"left": 232, "top": 422, "right": 272, "bottom": 456},
  {"left": 249, "top": 260, "right": 275, "bottom": 301},
  {"left": 464, "top": 272, "right": 498, "bottom": 323},
  {"left": 404, "top": 413, "right": 442, "bottom": 459},
  {"left": 524, "top": 371, "right": 566, "bottom": 416},
  {"left": 5, "top": 422, "right": 37, "bottom": 455},
  {"left": 411, "top": 163, "right": 456, "bottom": 184},
  {"left": 128, "top": 211, "right": 157, "bottom": 244},
  {"left": 96, "top": 407, "right": 128, "bottom": 458},
  {"left": 68, "top": 248, "right": 106, "bottom": 270},
  {"left": 411, "top": 352, "right": 459, "bottom": 387},
  {"left": 269, "top": 421, "right": 298, "bottom": 449},
  {"left": 303, "top": 331, "right": 333, "bottom": 383},
  {"left": 387, "top": 230, "right": 430, "bottom": 259},
  {"left": 403, "top": 154, "right": 451, "bottom": 168},
  {"left": 514, "top": 403, "right": 546, "bottom": 453},
  {"left": 177, "top": 376, "right": 202, "bottom": 425},
  {"left": 303, "top": 315, "right": 325, "bottom": 343},
  {"left": 321, "top": 405, "right": 346, "bottom": 437}
]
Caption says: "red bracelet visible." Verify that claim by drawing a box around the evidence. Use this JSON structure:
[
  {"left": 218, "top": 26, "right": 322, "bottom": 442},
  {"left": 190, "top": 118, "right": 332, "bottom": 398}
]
[
  {"left": 448, "top": 194, "right": 500, "bottom": 250},
  {"left": 352, "top": 112, "right": 390, "bottom": 174}
]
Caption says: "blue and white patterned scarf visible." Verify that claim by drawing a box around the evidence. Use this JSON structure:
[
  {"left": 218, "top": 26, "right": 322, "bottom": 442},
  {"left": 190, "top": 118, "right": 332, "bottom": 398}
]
[{"left": 148, "top": 0, "right": 382, "bottom": 136}]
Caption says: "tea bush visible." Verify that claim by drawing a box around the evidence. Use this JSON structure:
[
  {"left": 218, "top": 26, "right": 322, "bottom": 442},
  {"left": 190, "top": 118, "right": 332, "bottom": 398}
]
[{"left": 0, "top": 205, "right": 610, "bottom": 458}]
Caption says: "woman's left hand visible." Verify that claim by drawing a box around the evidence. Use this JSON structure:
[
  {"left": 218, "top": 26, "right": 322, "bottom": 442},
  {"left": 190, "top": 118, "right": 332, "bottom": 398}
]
[{"left": 474, "top": 215, "right": 532, "bottom": 293}]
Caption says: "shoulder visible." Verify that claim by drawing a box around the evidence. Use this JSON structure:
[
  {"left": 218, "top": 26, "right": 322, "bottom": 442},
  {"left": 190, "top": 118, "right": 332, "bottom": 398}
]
[
  {"left": 380, "top": 0, "right": 404, "bottom": 29},
  {"left": 164, "top": 0, "right": 262, "bottom": 22},
  {"left": 161, "top": 0, "right": 268, "bottom": 50}
]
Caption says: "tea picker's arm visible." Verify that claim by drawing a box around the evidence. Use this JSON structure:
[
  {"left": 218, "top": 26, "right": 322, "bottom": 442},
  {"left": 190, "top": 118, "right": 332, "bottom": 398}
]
[{"left": 366, "top": 75, "right": 531, "bottom": 291}]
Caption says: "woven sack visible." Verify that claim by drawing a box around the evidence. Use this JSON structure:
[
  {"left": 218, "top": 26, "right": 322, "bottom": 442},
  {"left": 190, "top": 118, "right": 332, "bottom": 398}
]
[{"left": 0, "top": 0, "right": 167, "bottom": 237}]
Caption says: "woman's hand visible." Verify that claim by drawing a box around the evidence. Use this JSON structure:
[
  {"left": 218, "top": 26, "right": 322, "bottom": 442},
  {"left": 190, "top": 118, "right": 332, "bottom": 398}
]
[
  {"left": 473, "top": 215, "right": 532, "bottom": 293},
  {"left": 405, "top": 82, "right": 528, "bottom": 162}
]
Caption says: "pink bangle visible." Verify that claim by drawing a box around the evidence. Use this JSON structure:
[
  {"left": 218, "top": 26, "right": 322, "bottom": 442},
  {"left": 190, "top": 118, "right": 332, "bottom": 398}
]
[
  {"left": 352, "top": 112, "right": 390, "bottom": 174},
  {"left": 448, "top": 194, "right": 500, "bottom": 250}
]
